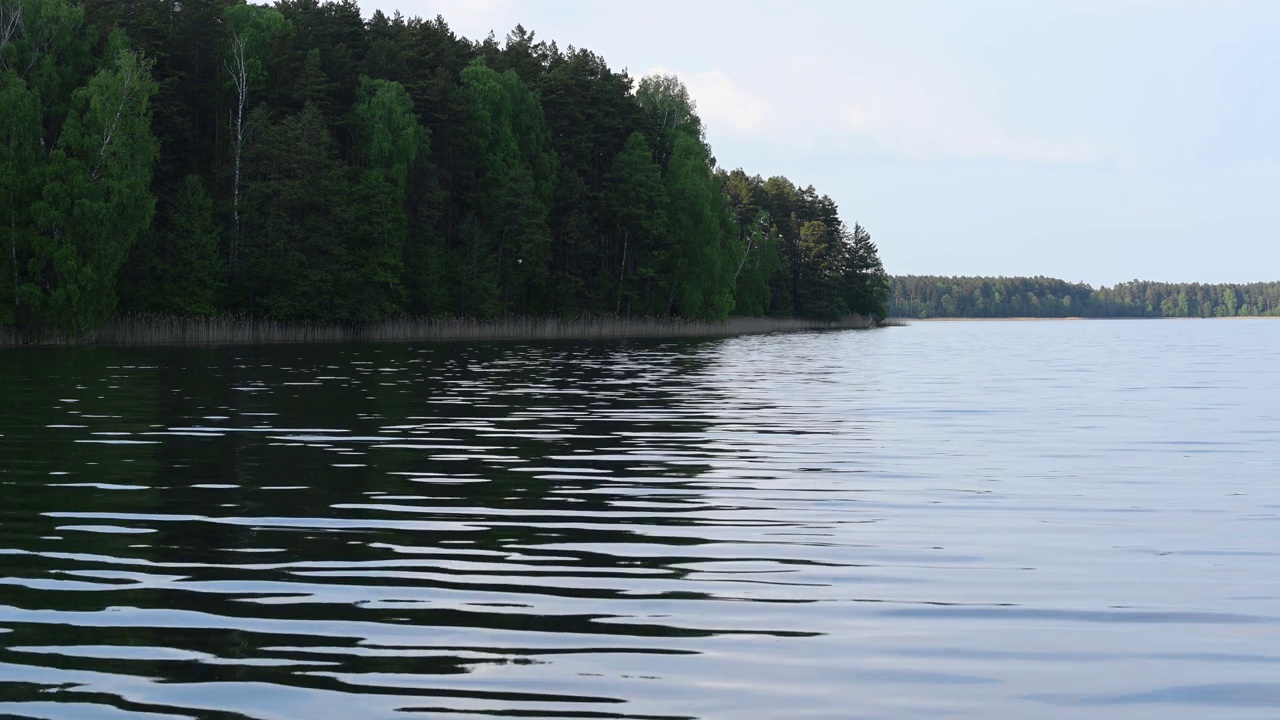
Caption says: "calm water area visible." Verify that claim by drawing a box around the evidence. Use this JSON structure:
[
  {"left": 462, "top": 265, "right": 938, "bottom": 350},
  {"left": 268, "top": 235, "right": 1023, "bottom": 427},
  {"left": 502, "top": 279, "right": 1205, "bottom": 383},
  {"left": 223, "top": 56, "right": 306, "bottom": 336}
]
[{"left": 1, "top": 319, "right": 1279, "bottom": 719}]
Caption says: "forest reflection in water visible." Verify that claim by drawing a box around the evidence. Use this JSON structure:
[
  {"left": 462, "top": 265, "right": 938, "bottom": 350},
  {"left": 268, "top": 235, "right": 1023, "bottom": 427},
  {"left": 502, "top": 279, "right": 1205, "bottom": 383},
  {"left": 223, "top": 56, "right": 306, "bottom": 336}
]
[{"left": 2, "top": 320, "right": 1280, "bottom": 719}]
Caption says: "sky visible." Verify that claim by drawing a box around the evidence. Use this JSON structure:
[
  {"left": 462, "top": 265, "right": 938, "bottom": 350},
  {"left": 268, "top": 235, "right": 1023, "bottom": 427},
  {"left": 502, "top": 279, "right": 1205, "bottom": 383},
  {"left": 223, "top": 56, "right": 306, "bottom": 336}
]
[{"left": 357, "top": 0, "right": 1279, "bottom": 286}]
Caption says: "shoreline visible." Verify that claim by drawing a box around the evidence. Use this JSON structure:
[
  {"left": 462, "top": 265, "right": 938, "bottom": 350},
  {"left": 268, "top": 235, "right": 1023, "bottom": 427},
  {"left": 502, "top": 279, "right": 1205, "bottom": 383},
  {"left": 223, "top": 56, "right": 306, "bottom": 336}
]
[
  {"left": 894, "top": 316, "right": 1280, "bottom": 323},
  {"left": 1, "top": 314, "right": 885, "bottom": 349}
]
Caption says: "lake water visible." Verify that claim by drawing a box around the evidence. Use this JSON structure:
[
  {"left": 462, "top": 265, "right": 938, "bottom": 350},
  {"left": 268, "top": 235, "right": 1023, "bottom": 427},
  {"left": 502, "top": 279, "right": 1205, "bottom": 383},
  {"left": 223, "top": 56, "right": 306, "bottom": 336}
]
[{"left": 2, "top": 319, "right": 1279, "bottom": 720}]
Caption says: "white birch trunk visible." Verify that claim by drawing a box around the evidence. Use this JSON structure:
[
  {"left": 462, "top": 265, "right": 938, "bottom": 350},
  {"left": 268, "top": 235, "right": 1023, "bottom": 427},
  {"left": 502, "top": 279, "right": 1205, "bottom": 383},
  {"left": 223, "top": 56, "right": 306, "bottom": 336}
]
[
  {"left": 90, "top": 54, "right": 142, "bottom": 183},
  {"left": 615, "top": 231, "right": 629, "bottom": 315},
  {"left": 227, "top": 32, "right": 248, "bottom": 275}
]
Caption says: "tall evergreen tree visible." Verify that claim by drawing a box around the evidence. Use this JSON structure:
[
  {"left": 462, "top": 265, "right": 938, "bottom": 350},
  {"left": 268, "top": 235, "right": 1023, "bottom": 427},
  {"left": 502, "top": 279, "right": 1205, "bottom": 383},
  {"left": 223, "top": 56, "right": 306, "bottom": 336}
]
[
  {"left": 1, "top": 0, "right": 893, "bottom": 336},
  {"left": 119, "top": 174, "right": 223, "bottom": 315}
]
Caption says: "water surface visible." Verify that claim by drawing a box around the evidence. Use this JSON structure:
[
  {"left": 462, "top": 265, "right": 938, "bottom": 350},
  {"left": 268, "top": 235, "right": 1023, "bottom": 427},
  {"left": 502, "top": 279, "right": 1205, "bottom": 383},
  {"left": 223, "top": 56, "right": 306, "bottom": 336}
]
[{"left": 2, "top": 319, "right": 1279, "bottom": 719}]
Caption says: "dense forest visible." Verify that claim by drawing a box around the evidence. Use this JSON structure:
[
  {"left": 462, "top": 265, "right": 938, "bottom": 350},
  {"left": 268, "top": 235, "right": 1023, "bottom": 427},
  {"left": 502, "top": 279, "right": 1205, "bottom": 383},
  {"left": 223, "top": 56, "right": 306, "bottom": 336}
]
[
  {"left": 0, "top": 0, "right": 888, "bottom": 337},
  {"left": 891, "top": 276, "right": 1280, "bottom": 319}
]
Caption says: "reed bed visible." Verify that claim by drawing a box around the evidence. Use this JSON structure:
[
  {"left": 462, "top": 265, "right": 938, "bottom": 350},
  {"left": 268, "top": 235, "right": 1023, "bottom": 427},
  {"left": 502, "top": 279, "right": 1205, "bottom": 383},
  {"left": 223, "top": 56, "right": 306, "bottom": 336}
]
[
  {"left": 72, "top": 313, "right": 879, "bottom": 347},
  {"left": 0, "top": 325, "right": 89, "bottom": 348}
]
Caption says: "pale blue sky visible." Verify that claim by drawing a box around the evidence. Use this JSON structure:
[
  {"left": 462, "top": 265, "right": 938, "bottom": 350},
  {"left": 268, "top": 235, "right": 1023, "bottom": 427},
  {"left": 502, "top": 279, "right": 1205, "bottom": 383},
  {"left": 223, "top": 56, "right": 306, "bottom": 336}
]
[{"left": 362, "top": 0, "right": 1279, "bottom": 286}]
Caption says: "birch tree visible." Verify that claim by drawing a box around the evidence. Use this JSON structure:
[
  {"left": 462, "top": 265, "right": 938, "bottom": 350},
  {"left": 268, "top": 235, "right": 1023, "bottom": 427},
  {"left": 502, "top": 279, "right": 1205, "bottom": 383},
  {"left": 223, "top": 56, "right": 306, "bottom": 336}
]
[
  {"left": 458, "top": 58, "right": 557, "bottom": 315},
  {"left": 11, "top": 45, "right": 158, "bottom": 333},
  {"left": 1, "top": 0, "right": 160, "bottom": 330},
  {"left": 349, "top": 76, "right": 429, "bottom": 320},
  {"left": 662, "top": 132, "right": 733, "bottom": 319},
  {"left": 223, "top": 2, "right": 286, "bottom": 276},
  {"left": 635, "top": 73, "right": 704, "bottom": 170},
  {"left": 24, "top": 47, "right": 158, "bottom": 332}
]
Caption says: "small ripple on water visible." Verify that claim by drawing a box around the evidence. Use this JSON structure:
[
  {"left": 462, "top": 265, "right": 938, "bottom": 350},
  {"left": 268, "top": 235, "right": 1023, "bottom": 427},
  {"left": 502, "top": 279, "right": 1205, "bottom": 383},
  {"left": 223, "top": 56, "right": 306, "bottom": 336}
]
[{"left": 1, "top": 322, "right": 1279, "bottom": 718}]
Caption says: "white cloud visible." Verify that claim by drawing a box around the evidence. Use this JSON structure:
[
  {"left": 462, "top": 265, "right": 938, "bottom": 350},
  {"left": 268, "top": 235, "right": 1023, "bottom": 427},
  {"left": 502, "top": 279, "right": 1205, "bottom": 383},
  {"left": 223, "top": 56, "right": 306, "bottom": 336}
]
[
  {"left": 385, "top": 0, "right": 522, "bottom": 39},
  {"left": 373, "top": 3, "right": 1102, "bottom": 168},
  {"left": 643, "top": 62, "right": 1099, "bottom": 167},
  {"left": 838, "top": 88, "right": 1100, "bottom": 166},
  {"left": 843, "top": 100, "right": 889, "bottom": 134},
  {"left": 642, "top": 66, "right": 777, "bottom": 139},
  {"left": 681, "top": 69, "right": 777, "bottom": 137}
]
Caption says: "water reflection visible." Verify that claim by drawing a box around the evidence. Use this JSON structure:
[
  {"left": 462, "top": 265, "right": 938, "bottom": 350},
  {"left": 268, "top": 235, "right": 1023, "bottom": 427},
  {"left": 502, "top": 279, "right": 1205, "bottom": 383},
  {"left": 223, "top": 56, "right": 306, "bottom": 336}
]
[
  {"left": 1, "top": 339, "right": 858, "bottom": 719},
  {"left": 2, "top": 321, "right": 1280, "bottom": 719}
]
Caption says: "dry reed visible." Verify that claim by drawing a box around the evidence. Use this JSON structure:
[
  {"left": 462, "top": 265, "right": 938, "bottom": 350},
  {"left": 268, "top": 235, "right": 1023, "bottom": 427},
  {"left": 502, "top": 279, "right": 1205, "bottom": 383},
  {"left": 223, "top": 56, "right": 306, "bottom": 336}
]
[
  {"left": 18, "top": 313, "right": 879, "bottom": 347},
  {"left": 0, "top": 325, "right": 89, "bottom": 347}
]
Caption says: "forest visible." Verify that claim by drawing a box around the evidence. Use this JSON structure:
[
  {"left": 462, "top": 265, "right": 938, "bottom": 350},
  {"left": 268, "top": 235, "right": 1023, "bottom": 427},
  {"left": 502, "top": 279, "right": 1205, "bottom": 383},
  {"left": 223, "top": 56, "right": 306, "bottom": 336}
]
[
  {"left": 891, "top": 276, "right": 1280, "bottom": 319},
  {"left": 0, "top": 0, "right": 889, "bottom": 338}
]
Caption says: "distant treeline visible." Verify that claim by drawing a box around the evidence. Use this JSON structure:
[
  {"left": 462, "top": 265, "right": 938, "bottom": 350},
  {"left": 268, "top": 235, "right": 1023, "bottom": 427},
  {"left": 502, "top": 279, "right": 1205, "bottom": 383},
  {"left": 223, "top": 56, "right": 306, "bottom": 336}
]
[
  {"left": 891, "top": 276, "right": 1280, "bottom": 318},
  {"left": 0, "top": 0, "right": 888, "bottom": 339}
]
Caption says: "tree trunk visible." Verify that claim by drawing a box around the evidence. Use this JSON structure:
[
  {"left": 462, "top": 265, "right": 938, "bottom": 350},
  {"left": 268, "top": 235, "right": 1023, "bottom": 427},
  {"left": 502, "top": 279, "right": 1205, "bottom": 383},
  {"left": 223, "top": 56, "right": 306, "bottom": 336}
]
[
  {"left": 615, "top": 230, "right": 628, "bottom": 315},
  {"left": 734, "top": 229, "right": 757, "bottom": 281},
  {"left": 9, "top": 220, "right": 17, "bottom": 320},
  {"left": 227, "top": 32, "right": 247, "bottom": 277}
]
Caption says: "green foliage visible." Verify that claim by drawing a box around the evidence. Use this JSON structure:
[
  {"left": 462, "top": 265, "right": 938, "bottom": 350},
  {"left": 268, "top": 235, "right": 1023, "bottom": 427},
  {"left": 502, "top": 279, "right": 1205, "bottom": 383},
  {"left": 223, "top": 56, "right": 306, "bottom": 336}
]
[
  {"left": 635, "top": 72, "right": 704, "bottom": 168},
  {"left": 3, "top": 0, "right": 891, "bottom": 337},
  {"left": 354, "top": 76, "right": 428, "bottom": 190},
  {"left": 0, "top": 69, "right": 42, "bottom": 327},
  {"left": 12, "top": 43, "right": 158, "bottom": 334},
  {"left": 0, "top": 0, "right": 89, "bottom": 116},
  {"left": 458, "top": 57, "right": 557, "bottom": 314},
  {"left": 119, "top": 174, "right": 223, "bottom": 316},
  {"left": 337, "top": 169, "right": 406, "bottom": 321},
  {"left": 238, "top": 104, "right": 346, "bottom": 321},
  {"left": 889, "top": 277, "right": 1280, "bottom": 319},
  {"left": 731, "top": 216, "right": 782, "bottom": 317},
  {"left": 604, "top": 131, "right": 665, "bottom": 316},
  {"left": 843, "top": 224, "right": 889, "bottom": 320},
  {"left": 222, "top": 1, "right": 289, "bottom": 274},
  {"left": 223, "top": 1, "right": 288, "bottom": 89},
  {"left": 662, "top": 132, "right": 733, "bottom": 320},
  {"left": 797, "top": 220, "right": 845, "bottom": 320},
  {"left": 717, "top": 169, "right": 880, "bottom": 321},
  {"left": 451, "top": 213, "right": 500, "bottom": 319},
  {"left": 349, "top": 77, "right": 428, "bottom": 320}
]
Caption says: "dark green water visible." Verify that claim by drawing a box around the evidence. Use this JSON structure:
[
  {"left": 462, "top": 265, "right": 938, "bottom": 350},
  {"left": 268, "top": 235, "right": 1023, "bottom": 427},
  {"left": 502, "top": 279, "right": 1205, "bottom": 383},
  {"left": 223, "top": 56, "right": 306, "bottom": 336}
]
[{"left": 2, "top": 321, "right": 1279, "bottom": 719}]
